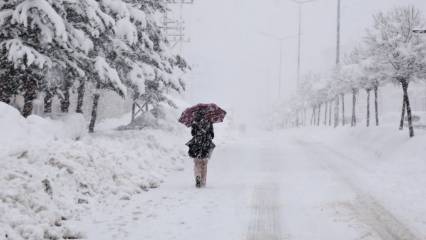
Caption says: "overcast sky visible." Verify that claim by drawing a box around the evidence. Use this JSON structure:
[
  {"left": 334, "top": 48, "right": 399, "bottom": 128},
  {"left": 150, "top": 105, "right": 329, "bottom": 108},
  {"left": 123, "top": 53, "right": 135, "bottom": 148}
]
[{"left": 174, "top": 0, "right": 426, "bottom": 124}]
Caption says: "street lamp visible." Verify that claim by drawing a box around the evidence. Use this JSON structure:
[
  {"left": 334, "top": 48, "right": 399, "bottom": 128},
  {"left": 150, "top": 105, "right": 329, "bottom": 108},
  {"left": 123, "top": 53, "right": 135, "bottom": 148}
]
[
  {"left": 290, "top": 0, "right": 317, "bottom": 87},
  {"left": 259, "top": 32, "right": 297, "bottom": 99}
]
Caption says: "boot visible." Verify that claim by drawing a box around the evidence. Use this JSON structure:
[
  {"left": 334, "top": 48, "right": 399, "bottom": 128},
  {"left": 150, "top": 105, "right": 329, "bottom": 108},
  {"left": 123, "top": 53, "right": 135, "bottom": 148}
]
[{"left": 195, "top": 176, "right": 201, "bottom": 188}]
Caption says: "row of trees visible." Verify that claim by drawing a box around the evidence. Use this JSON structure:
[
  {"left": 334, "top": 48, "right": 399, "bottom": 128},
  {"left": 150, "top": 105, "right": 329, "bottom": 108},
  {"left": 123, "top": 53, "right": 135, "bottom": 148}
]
[
  {"left": 0, "top": 0, "right": 188, "bottom": 132},
  {"left": 286, "top": 6, "right": 426, "bottom": 138}
]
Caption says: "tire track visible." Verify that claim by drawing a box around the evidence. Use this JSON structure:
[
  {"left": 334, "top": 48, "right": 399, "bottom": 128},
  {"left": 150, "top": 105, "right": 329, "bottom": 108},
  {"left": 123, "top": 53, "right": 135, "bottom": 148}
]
[
  {"left": 294, "top": 138, "right": 420, "bottom": 240},
  {"left": 246, "top": 184, "right": 284, "bottom": 240}
]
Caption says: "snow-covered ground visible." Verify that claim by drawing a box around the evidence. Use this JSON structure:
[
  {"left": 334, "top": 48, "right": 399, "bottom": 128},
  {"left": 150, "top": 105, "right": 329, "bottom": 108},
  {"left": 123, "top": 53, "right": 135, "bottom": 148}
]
[
  {"left": 78, "top": 126, "right": 425, "bottom": 240},
  {"left": 0, "top": 103, "right": 189, "bottom": 239},
  {"left": 2, "top": 100, "right": 426, "bottom": 240}
]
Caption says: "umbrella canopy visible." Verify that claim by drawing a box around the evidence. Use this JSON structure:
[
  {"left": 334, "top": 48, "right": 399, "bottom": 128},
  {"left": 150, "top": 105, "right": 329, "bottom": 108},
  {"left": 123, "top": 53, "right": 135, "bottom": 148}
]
[{"left": 179, "top": 103, "right": 227, "bottom": 127}]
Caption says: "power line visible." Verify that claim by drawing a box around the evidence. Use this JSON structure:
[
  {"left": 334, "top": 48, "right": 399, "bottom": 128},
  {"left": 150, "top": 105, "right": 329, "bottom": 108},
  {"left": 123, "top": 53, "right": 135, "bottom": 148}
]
[{"left": 162, "top": 0, "right": 194, "bottom": 54}]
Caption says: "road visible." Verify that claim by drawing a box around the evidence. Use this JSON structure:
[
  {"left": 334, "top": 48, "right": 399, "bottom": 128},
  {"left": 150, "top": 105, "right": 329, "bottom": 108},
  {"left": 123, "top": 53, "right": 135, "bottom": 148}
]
[{"left": 82, "top": 130, "right": 421, "bottom": 240}]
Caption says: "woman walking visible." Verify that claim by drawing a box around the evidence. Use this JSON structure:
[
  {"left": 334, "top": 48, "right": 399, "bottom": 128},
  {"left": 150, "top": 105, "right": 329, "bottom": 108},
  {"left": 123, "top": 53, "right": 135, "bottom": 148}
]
[
  {"left": 178, "top": 103, "right": 226, "bottom": 188},
  {"left": 187, "top": 111, "right": 215, "bottom": 187}
]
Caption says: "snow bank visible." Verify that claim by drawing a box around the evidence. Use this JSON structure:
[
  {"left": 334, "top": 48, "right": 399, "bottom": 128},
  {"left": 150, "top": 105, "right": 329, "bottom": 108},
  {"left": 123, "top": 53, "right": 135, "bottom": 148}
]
[
  {"left": 0, "top": 103, "right": 86, "bottom": 156},
  {"left": 0, "top": 102, "right": 187, "bottom": 240}
]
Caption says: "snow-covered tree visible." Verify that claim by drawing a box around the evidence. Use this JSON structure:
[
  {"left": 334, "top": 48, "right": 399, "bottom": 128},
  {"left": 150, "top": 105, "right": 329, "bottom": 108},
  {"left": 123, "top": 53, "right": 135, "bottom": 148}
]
[
  {"left": 341, "top": 48, "right": 364, "bottom": 127},
  {"left": 295, "top": 73, "right": 315, "bottom": 126},
  {"left": 126, "top": 1, "right": 188, "bottom": 121},
  {"left": 313, "top": 76, "right": 330, "bottom": 126},
  {"left": 329, "top": 68, "right": 346, "bottom": 128},
  {"left": 95, "top": 0, "right": 189, "bottom": 126},
  {"left": 0, "top": 0, "right": 189, "bottom": 132},
  {"left": 332, "top": 66, "right": 352, "bottom": 127},
  {"left": 357, "top": 49, "right": 388, "bottom": 127},
  {"left": 0, "top": 0, "right": 94, "bottom": 116},
  {"left": 364, "top": 6, "right": 426, "bottom": 137},
  {"left": 0, "top": 0, "right": 62, "bottom": 116}
]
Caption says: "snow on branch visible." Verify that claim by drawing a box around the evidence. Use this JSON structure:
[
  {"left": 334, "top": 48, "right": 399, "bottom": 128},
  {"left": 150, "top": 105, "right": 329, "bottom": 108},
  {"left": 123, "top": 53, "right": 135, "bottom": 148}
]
[
  {"left": 1, "top": 39, "right": 51, "bottom": 69},
  {"left": 115, "top": 18, "right": 138, "bottom": 45},
  {"left": 128, "top": 63, "right": 146, "bottom": 94},
  {"left": 0, "top": 9, "right": 13, "bottom": 27},
  {"left": 95, "top": 56, "right": 127, "bottom": 97},
  {"left": 129, "top": 7, "right": 147, "bottom": 27},
  {"left": 69, "top": 28, "right": 94, "bottom": 54},
  {"left": 83, "top": 0, "right": 116, "bottom": 36},
  {"left": 12, "top": 0, "right": 67, "bottom": 43},
  {"left": 101, "top": 0, "right": 130, "bottom": 18}
]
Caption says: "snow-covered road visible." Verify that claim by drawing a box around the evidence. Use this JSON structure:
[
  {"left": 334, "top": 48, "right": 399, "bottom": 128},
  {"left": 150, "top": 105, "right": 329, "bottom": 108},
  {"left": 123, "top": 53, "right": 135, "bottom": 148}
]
[{"left": 81, "top": 129, "right": 424, "bottom": 240}]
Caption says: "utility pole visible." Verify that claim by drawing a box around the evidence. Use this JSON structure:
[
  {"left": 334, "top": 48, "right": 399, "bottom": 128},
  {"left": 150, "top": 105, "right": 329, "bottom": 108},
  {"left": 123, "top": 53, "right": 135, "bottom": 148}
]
[
  {"left": 297, "top": 3, "right": 302, "bottom": 86},
  {"left": 163, "top": 0, "right": 194, "bottom": 54},
  {"left": 278, "top": 41, "right": 283, "bottom": 98},
  {"left": 334, "top": 0, "right": 342, "bottom": 128},
  {"left": 291, "top": 0, "right": 316, "bottom": 87},
  {"left": 336, "top": 0, "right": 341, "bottom": 65},
  {"left": 259, "top": 32, "right": 297, "bottom": 99}
]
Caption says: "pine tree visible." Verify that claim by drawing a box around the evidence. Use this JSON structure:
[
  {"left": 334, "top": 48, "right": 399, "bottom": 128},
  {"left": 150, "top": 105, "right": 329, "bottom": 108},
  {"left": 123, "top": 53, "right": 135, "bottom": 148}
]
[
  {"left": 0, "top": 0, "right": 93, "bottom": 116},
  {"left": 0, "top": 0, "right": 66, "bottom": 116},
  {"left": 0, "top": 0, "right": 189, "bottom": 130}
]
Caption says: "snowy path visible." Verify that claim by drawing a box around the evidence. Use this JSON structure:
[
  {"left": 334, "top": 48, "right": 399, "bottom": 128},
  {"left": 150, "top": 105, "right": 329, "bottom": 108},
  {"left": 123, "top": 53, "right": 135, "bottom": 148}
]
[{"left": 80, "top": 130, "right": 423, "bottom": 240}]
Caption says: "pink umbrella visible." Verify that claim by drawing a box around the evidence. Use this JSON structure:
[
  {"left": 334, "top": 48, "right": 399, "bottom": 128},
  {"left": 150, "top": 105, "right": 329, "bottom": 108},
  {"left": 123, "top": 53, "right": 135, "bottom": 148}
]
[{"left": 179, "top": 103, "right": 227, "bottom": 127}]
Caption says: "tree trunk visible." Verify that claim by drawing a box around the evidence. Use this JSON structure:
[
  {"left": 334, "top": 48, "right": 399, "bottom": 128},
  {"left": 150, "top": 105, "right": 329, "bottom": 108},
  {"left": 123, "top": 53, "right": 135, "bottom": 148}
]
[
  {"left": 311, "top": 107, "right": 315, "bottom": 125},
  {"left": 399, "top": 98, "right": 406, "bottom": 130},
  {"left": 329, "top": 101, "right": 332, "bottom": 126},
  {"left": 303, "top": 108, "right": 307, "bottom": 126},
  {"left": 0, "top": 84, "right": 11, "bottom": 104},
  {"left": 334, "top": 96, "right": 340, "bottom": 128},
  {"left": 0, "top": 94, "right": 10, "bottom": 104},
  {"left": 22, "top": 79, "right": 37, "bottom": 118},
  {"left": 317, "top": 104, "right": 322, "bottom": 126},
  {"left": 351, "top": 89, "right": 357, "bottom": 127},
  {"left": 366, "top": 89, "right": 371, "bottom": 127},
  {"left": 374, "top": 85, "right": 379, "bottom": 126},
  {"left": 298, "top": 110, "right": 302, "bottom": 127},
  {"left": 88, "top": 84, "right": 101, "bottom": 133},
  {"left": 324, "top": 102, "right": 328, "bottom": 125},
  {"left": 76, "top": 79, "right": 85, "bottom": 113},
  {"left": 44, "top": 90, "right": 54, "bottom": 113},
  {"left": 402, "top": 81, "right": 414, "bottom": 137},
  {"left": 313, "top": 107, "right": 316, "bottom": 126},
  {"left": 341, "top": 93, "right": 345, "bottom": 126},
  {"left": 131, "top": 102, "right": 136, "bottom": 123},
  {"left": 60, "top": 86, "right": 71, "bottom": 113}
]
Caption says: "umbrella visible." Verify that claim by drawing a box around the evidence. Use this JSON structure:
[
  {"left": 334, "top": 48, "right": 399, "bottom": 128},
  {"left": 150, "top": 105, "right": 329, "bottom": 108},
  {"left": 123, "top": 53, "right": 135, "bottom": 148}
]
[{"left": 179, "top": 103, "right": 227, "bottom": 127}]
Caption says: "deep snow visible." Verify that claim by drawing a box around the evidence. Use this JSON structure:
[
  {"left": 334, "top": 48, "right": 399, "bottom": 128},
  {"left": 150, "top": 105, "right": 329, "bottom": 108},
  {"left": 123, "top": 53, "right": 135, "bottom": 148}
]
[
  {"left": 81, "top": 126, "right": 425, "bottom": 240},
  {"left": 74, "top": 126, "right": 426, "bottom": 239},
  {"left": 0, "top": 102, "right": 188, "bottom": 239},
  {"left": 2, "top": 100, "right": 426, "bottom": 240}
]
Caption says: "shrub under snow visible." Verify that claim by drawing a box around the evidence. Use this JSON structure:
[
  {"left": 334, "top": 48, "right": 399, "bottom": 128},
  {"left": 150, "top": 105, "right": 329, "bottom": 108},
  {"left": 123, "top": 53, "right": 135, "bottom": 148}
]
[{"left": 0, "top": 103, "right": 187, "bottom": 239}]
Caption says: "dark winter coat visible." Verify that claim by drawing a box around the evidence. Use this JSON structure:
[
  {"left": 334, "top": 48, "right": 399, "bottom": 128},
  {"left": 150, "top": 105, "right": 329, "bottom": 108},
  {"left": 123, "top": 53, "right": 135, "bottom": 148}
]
[{"left": 186, "top": 119, "right": 215, "bottom": 159}]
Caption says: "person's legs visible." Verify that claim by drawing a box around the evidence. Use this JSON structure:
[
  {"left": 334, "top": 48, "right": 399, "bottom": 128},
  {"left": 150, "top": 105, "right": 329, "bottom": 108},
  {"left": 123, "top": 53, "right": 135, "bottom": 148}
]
[
  {"left": 194, "top": 159, "right": 202, "bottom": 187},
  {"left": 201, "top": 159, "right": 208, "bottom": 187}
]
